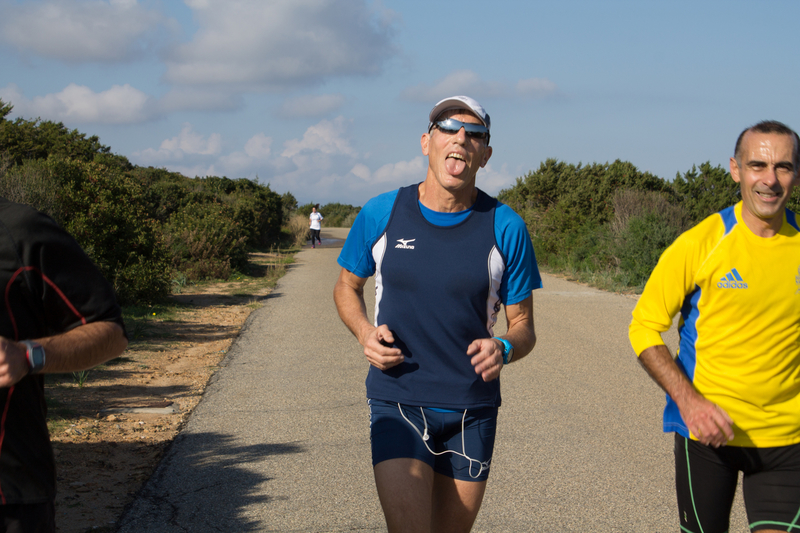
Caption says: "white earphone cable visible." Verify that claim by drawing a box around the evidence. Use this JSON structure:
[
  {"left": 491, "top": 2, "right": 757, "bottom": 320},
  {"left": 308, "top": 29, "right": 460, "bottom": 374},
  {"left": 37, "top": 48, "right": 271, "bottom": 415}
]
[{"left": 396, "top": 403, "right": 490, "bottom": 479}]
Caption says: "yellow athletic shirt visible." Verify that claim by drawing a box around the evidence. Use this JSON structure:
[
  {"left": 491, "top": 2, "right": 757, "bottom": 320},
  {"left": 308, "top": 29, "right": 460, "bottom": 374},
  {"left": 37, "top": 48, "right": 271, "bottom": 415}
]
[{"left": 629, "top": 202, "right": 800, "bottom": 447}]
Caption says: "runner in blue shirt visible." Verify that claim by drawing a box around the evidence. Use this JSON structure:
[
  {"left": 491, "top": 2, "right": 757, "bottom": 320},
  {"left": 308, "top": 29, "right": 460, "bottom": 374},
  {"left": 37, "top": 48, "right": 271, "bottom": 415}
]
[{"left": 334, "top": 96, "right": 541, "bottom": 532}]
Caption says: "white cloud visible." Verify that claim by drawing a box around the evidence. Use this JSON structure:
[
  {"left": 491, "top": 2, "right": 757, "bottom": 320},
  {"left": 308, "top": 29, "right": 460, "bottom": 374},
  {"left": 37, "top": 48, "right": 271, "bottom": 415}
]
[
  {"left": 369, "top": 157, "right": 426, "bottom": 184},
  {"left": 348, "top": 158, "right": 424, "bottom": 184},
  {"left": 515, "top": 78, "right": 558, "bottom": 98},
  {"left": 164, "top": 0, "right": 397, "bottom": 90},
  {"left": 277, "top": 94, "right": 346, "bottom": 118},
  {"left": 132, "top": 128, "right": 275, "bottom": 180},
  {"left": 281, "top": 117, "right": 356, "bottom": 159},
  {"left": 0, "top": 83, "right": 252, "bottom": 124},
  {"left": 402, "top": 70, "right": 558, "bottom": 102},
  {"left": 276, "top": 163, "right": 419, "bottom": 205},
  {"left": 350, "top": 163, "right": 371, "bottom": 181},
  {"left": 0, "top": 83, "right": 157, "bottom": 124},
  {"left": 244, "top": 133, "right": 272, "bottom": 158},
  {"left": 294, "top": 157, "right": 423, "bottom": 205},
  {"left": 135, "top": 124, "right": 222, "bottom": 163},
  {"left": 0, "top": 0, "right": 175, "bottom": 63},
  {"left": 476, "top": 163, "right": 517, "bottom": 197},
  {"left": 216, "top": 133, "right": 273, "bottom": 174}
]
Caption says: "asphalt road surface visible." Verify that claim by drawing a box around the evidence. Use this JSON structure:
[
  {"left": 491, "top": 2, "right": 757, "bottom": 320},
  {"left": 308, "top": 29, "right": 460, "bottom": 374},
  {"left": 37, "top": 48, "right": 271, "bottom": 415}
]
[{"left": 117, "top": 227, "right": 749, "bottom": 532}]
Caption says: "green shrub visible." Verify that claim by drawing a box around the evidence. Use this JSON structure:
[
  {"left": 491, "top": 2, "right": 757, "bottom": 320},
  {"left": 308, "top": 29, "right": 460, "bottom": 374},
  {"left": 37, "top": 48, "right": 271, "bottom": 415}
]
[
  {"left": 281, "top": 191, "right": 298, "bottom": 220},
  {"left": 0, "top": 158, "right": 64, "bottom": 219},
  {"left": 342, "top": 211, "right": 358, "bottom": 228},
  {"left": 499, "top": 158, "right": 672, "bottom": 228},
  {"left": 0, "top": 157, "right": 172, "bottom": 305},
  {"left": 228, "top": 179, "right": 283, "bottom": 246},
  {"left": 673, "top": 163, "right": 740, "bottom": 224},
  {"left": 609, "top": 190, "right": 687, "bottom": 288},
  {"left": 162, "top": 203, "right": 248, "bottom": 280},
  {"left": 56, "top": 159, "right": 172, "bottom": 304},
  {"left": 501, "top": 161, "right": 690, "bottom": 290},
  {"left": 500, "top": 158, "right": 676, "bottom": 266},
  {"left": 790, "top": 188, "right": 800, "bottom": 213},
  {"left": 130, "top": 170, "right": 285, "bottom": 248},
  {"left": 565, "top": 222, "right": 614, "bottom": 272},
  {"left": 611, "top": 189, "right": 690, "bottom": 237},
  {"left": 0, "top": 99, "right": 112, "bottom": 166},
  {"left": 129, "top": 167, "right": 197, "bottom": 222},
  {"left": 613, "top": 212, "right": 681, "bottom": 288}
]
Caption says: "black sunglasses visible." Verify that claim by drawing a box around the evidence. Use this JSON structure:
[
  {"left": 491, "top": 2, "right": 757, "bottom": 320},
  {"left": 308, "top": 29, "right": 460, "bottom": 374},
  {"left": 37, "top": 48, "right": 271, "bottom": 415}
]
[{"left": 430, "top": 118, "right": 490, "bottom": 141}]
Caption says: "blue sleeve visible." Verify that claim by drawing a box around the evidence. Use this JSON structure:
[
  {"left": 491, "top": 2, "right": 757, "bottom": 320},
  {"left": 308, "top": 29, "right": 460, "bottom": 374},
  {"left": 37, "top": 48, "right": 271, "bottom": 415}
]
[
  {"left": 495, "top": 203, "right": 542, "bottom": 305},
  {"left": 337, "top": 190, "right": 398, "bottom": 279}
]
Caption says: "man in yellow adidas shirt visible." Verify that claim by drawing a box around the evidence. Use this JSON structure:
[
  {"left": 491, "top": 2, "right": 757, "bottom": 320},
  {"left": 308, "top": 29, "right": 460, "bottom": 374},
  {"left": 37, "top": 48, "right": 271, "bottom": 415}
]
[{"left": 629, "top": 120, "right": 800, "bottom": 533}]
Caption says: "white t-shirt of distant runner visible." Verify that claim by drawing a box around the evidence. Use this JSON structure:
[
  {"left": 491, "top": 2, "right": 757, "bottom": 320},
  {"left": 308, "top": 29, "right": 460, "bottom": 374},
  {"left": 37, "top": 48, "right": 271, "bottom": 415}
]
[{"left": 310, "top": 212, "right": 323, "bottom": 230}]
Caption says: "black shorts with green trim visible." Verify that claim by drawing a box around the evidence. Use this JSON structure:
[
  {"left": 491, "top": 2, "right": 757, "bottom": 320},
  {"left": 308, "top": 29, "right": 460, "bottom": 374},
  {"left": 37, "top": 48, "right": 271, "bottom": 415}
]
[{"left": 674, "top": 434, "right": 800, "bottom": 533}]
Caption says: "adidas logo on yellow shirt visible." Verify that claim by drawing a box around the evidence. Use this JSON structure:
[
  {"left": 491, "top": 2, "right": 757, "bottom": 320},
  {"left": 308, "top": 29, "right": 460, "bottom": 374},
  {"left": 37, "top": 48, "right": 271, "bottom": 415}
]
[{"left": 718, "top": 268, "right": 748, "bottom": 289}]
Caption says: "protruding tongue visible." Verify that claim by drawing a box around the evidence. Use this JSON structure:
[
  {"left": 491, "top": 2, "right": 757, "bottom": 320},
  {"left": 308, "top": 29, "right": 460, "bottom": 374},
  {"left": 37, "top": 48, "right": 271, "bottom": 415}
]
[{"left": 445, "top": 156, "right": 466, "bottom": 175}]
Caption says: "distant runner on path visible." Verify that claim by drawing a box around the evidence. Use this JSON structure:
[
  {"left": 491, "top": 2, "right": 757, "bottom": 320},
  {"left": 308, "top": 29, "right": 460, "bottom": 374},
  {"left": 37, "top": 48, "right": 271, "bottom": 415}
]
[
  {"left": 629, "top": 120, "right": 800, "bottom": 533},
  {"left": 309, "top": 205, "right": 323, "bottom": 248},
  {"left": 333, "top": 95, "right": 541, "bottom": 532}
]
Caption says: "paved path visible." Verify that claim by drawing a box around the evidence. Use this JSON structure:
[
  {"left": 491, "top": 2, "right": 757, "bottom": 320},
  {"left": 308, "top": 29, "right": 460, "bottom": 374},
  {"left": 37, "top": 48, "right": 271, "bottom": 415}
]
[{"left": 117, "top": 228, "right": 748, "bottom": 532}]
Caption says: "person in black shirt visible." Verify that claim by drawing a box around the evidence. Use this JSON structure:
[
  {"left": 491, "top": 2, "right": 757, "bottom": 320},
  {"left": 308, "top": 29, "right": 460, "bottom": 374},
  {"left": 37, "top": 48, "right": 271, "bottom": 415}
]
[{"left": 0, "top": 197, "right": 128, "bottom": 532}]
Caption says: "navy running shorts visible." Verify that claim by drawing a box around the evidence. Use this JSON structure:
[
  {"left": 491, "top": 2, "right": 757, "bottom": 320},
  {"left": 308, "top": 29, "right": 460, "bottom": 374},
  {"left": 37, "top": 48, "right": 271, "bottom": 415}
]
[
  {"left": 674, "top": 434, "right": 800, "bottom": 533},
  {"left": 368, "top": 399, "right": 498, "bottom": 482}
]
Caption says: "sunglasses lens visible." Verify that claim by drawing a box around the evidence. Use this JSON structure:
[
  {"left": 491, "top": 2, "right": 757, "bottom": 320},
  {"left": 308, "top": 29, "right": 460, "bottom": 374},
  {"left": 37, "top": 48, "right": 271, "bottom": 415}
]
[
  {"left": 436, "top": 121, "right": 460, "bottom": 135},
  {"left": 435, "top": 119, "right": 488, "bottom": 139}
]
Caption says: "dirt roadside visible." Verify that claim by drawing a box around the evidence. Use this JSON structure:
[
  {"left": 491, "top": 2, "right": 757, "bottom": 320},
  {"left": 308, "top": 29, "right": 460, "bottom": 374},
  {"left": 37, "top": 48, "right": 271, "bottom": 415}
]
[{"left": 45, "top": 251, "right": 292, "bottom": 533}]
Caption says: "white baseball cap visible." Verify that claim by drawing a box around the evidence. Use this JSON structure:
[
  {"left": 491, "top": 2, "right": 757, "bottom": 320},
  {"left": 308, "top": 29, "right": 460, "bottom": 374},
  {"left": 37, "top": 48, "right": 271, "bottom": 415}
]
[{"left": 428, "top": 95, "right": 491, "bottom": 131}]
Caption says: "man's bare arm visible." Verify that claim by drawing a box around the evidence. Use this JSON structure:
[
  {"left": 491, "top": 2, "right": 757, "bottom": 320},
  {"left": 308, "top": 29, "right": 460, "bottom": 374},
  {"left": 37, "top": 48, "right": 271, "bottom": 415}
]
[
  {"left": 638, "top": 345, "right": 734, "bottom": 447},
  {"left": 333, "top": 268, "right": 403, "bottom": 370},
  {"left": 0, "top": 321, "right": 128, "bottom": 388},
  {"left": 468, "top": 294, "right": 536, "bottom": 382}
]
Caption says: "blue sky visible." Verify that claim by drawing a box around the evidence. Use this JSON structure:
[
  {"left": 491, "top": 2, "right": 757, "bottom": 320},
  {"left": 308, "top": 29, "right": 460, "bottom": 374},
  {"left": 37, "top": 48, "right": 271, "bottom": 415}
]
[{"left": 2, "top": 0, "right": 799, "bottom": 207}]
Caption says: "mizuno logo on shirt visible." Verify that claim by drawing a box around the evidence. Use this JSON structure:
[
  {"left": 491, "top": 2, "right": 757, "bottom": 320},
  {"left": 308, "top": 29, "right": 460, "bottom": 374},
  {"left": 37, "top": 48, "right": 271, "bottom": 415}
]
[
  {"left": 717, "top": 268, "right": 748, "bottom": 289},
  {"left": 395, "top": 238, "right": 415, "bottom": 250}
]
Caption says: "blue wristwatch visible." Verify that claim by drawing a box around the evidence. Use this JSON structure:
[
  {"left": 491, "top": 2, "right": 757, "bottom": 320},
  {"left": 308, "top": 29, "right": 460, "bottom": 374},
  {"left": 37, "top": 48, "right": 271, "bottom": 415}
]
[
  {"left": 22, "top": 341, "right": 45, "bottom": 374},
  {"left": 493, "top": 337, "right": 514, "bottom": 364}
]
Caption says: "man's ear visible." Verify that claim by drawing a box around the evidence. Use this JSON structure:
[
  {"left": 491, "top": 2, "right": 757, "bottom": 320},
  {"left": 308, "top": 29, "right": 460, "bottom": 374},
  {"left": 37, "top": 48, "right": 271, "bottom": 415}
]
[
  {"left": 481, "top": 146, "right": 493, "bottom": 168},
  {"left": 729, "top": 157, "right": 741, "bottom": 183},
  {"left": 421, "top": 133, "right": 430, "bottom": 156}
]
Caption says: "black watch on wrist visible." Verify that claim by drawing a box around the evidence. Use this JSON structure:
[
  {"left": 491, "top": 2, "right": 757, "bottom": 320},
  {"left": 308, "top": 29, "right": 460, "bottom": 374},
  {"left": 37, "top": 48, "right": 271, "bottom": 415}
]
[{"left": 21, "top": 341, "right": 45, "bottom": 374}]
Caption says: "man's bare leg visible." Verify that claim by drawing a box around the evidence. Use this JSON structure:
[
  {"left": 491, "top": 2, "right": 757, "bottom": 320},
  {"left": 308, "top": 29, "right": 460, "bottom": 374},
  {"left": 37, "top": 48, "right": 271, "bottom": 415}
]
[
  {"left": 374, "top": 458, "right": 435, "bottom": 533},
  {"left": 431, "top": 472, "right": 487, "bottom": 533}
]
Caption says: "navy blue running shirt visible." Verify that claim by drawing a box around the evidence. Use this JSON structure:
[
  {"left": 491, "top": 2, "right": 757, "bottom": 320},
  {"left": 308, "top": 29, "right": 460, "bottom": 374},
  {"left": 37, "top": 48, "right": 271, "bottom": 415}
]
[{"left": 338, "top": 185, "right": 542, "bottom": 409}]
